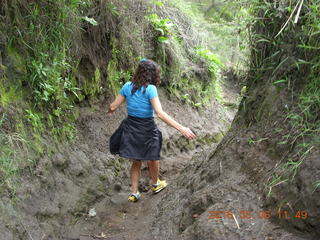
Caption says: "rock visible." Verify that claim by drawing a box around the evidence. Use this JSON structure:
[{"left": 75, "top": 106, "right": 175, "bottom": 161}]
[
  {"left": 51, "top": 153, "right": 68, "bottom": 168},
  {"left": 114, "top": 183, "right": 122, "bottom": 192},
  {"left": 88, "top": 208, "right": 96, "bottom": 217}
]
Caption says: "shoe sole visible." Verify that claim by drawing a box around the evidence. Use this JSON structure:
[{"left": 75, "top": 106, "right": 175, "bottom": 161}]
[
  {"left": 153, "top": 188, "right": 165, "bottom": 193},
  {"left": 152, "top": 183, "right": 167, "bottom": 194}
]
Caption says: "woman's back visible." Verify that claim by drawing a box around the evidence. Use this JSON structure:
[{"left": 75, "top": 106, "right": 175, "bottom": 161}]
[
  {"left": 120, "top": 81, "right": 158, "bottom": 118},
  {"left": 108, "top": 58, "right": 196, "bottom": 202}
]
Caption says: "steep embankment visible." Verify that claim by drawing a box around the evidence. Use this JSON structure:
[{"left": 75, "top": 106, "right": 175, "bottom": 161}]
[{"left": 146, "top": 1, "right": 320, "bottom": 240}]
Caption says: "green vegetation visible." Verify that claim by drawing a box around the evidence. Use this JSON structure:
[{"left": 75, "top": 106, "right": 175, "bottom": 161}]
[
  {"left": 245, "top": 0, "right": 320, "bottom": 195},
  {"left": 166, "top": 45, "right": 225, "bottom": 107},
  {"left": 170, "top": 0, "right": 250, "bottom": 69},
  {"left": 145, "top": 0, "right": 245, "bottom": 106},
  {"left": 0, "top": 2, "right": 318, "bottom": 236},
  {"left": 195, "top": 47, "right": 224, "bottom": 100},
  {"left": 106, "top": 41, "right": 132, "bottom": 96},
  {"left": 0, "top": 1, "right": 87, "bottom": 142},
  {"left": 145, "top": 13, "right": 174, "bottom": 43},
  {"left": 0, "top": 114, "right": 27, "bottom": 195},
  {"left": 0, "top": 1, "right": 91, "bottom": 191},
  {"left": 0, "top": 0, "right": 248, "bottom": 190}
]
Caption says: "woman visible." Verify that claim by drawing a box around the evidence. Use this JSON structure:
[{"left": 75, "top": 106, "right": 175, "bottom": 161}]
[{"left": 108, "top": 59, "right": 196, "bottom": 202}]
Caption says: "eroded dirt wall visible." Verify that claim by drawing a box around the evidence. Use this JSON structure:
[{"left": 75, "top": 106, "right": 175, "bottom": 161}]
[{"left": 147, "top": 1, "right": 320, "bottom": 239}]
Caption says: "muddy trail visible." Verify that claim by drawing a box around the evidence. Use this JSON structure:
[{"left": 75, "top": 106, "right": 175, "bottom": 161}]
[
  {"left": 66, "top": 154, "right": 195, "bottom": 240},
  {"left": 66, "top": 149, "right": 312, "bottom": 240},
  {"left": 1, "top": 76, "right": 318, "bottom": 240},
  {"left": 58, "top": 81, "right": 238, "bottom": 240},
  {"left": 0, "top": 82, "right": 237, "bottom": 240},
  {"left": 60, "top": 80, "right": 317, "bottom": 240},
  {"left": 50, "top": 81, "right": 239, "bottom": 240}
]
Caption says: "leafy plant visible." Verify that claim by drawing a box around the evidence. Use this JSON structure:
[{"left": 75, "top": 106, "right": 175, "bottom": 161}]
[
  {"left": 145, "top": 13, "right": 174, "bottom": 43},
  {"left": 313, "top": 180, "right": 320, "bottom": 193},
  {"left": 25, "top": 109, "right": 44, "bottom": 133},
  {"left": 195, "top": 47, "right": 224, "bottom": 73},
  {"left": 82, "top": 16, "right": 98, "bottom": 25}
]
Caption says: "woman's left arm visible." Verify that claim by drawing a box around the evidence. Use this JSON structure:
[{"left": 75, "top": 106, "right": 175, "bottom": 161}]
[{"left": 107, "top": 94, "right": 126, "bottom": 115}]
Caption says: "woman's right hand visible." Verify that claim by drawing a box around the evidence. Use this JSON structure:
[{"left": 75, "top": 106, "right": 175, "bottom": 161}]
[{"left": 180, "top": 127, "right": 196, "bottom": 140}]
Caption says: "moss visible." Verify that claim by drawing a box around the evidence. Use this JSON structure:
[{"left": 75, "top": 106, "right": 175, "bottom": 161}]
[
  {"left": 163, "top": 131, "right": 225, "bottom": 155},
  {"left": 0, "top": 85, "right": 20, "bottom": 107},
  {"left": 107, "top": 60, "right": 122, "bottom": 96},
  {"left": 213, "top": 132, "right": 224, "bottom": 143},
  {"left": 83, "top": 67, "right": 102, "bottom": 97},
  {"left": 256, "top": 85, "right": 279, "bottom": 121},
  {"left": 0, "top": 48, "right": 24, "bottom": 106},
  {"left": 185, "top": 141, "right": 195, "bottom": 151},
  {"left": 7, "top": 47, "right": 27, "bottom": 76},
  {"left": 106, "top": 37, "right": 134, "bottom": 96}
]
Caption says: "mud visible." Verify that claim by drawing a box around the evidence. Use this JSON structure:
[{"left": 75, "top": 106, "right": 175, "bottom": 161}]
[
  {"left": 0, "top": 84, "right": 236, "bottom": 240},
  {"left": 1, "top": 74, "right": 318, "bottom": 240},
  {"left": 1, "top": 62, "right": 318, "bottom": 240}
]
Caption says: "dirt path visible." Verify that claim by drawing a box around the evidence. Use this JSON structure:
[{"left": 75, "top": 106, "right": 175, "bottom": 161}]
[
  {"left": 64, "top": 153, "right": 195, "bottom": 240},
  {"left": 60, "top": 81, "right": 238, "bottom": 240}
]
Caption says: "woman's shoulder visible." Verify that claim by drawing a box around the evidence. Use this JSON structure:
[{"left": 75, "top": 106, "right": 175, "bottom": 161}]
[
  {"left": 122, "top": 81, "right": 133, "bottom": 88},
  {"left": 146, "top": 84, "right": 158, "bottom": 99},
  {"left": 146, "top": 84, "right": 157, "bottom": 90}
]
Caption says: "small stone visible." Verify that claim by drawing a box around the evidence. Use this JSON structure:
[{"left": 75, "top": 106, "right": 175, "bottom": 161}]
[{"left": 88, "top": 208, "right": 96, "bottom": 217}]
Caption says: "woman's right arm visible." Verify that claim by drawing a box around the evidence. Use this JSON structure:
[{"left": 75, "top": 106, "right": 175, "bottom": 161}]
[
  {"left": 150, "top": 96, "right": 196, "bottom": 140},
  {"left": 107, "top": 94, "right": 126, "bottom": 115}
]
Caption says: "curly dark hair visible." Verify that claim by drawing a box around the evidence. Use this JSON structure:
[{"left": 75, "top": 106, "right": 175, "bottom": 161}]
[{"left": 131, "top": 59, "right": 161, "bottom": 95}]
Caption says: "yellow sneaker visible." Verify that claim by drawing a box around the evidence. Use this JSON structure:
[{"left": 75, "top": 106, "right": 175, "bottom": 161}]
[
  {"left": 151, "top": 179, "right": 167, "bottom": 193},
  {"left": 128, "top": 192, "right": 141, "bottom": 202}
]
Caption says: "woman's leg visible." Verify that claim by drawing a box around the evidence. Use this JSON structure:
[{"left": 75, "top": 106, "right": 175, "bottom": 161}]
[
  {"left": 130, "top": 160, "right": 142, "bottom": 193},
  {"left": 148, "top": 160, "right": 159, "bottom": 185}
]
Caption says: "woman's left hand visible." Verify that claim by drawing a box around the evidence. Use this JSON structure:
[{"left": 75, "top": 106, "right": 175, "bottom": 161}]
[{"left": 180, "top": 127, "right": 196, "bottom": 140}]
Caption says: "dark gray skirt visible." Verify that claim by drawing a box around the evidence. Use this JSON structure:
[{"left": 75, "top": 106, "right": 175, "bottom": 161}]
[{"left": 109, "top": 115, "right": 162, "bottom": 160}]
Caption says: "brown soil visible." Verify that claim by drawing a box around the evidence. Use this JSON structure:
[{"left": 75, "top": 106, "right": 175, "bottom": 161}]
[
  {"left": 1, "top": 77, "right": 318, "bottom": 240},
  {"left": 63, "top": 82, "right": 319, "bottom": 240},
  {"left": 0, "top": 83, "right": 236, "bottom": 240},
  {"left": 65, "top": 154, "right": 196, "bottom": 240},
  {"left": 60, "top": 85, "right": 236, "bottom": 240}
]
